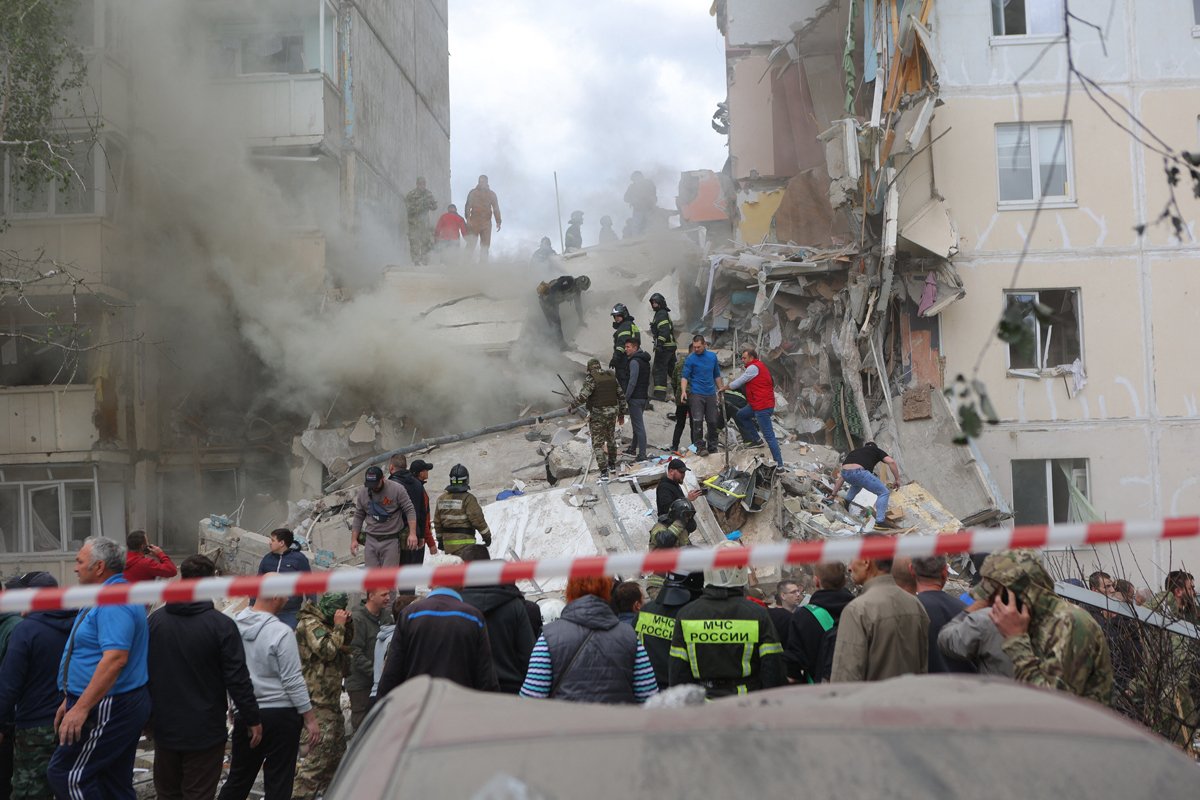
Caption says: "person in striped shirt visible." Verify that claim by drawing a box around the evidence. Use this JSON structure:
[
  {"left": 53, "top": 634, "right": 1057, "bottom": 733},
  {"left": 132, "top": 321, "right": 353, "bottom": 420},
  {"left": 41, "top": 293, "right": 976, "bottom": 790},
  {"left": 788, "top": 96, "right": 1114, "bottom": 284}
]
[{"left": 520, "top": 577, "right": 658, "bottom": 703}]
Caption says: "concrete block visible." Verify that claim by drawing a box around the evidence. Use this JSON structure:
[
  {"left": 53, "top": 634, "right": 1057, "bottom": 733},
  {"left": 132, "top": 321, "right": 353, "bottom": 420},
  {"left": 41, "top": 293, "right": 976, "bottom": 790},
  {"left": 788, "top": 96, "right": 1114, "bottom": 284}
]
[{"left": 547, "top": 440, "right": 593, "bottom": 479}]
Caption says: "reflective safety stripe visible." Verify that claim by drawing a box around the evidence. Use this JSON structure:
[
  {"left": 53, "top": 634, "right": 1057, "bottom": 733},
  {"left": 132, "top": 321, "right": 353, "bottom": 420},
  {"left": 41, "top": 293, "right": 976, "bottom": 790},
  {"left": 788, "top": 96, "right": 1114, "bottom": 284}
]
[
  {"left": 740, "top": 642, "right": 752, "bottom": 678},
  {"left": 635, "top": 612, "right": 676, "bottom": 641},
  {"left": 669, "top": 646, "right": 689, "bottom": 662},
  {"left": 759, "top": 642, "right": 783, "bottom": 656},
  {"left": 680, "top": 619, "right": 759, "bottom": 645}
]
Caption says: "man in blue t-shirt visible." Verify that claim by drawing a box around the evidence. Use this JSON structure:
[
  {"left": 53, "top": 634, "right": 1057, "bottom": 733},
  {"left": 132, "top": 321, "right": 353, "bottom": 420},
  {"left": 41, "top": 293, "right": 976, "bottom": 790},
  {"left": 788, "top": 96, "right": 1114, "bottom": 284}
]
[
  {"left": 680, "top": 334, "right": 724, "bottom": 455},
  {"left": 48, "top": 536, "right": 151, "bottom": 800}
]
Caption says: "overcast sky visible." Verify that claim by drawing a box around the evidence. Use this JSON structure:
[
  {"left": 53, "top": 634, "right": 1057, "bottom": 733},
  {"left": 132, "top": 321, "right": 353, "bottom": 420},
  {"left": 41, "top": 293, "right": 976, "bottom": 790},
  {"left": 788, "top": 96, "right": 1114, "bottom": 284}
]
[{"left": 447, "top": 0, "right": 727, "bottom": 256}]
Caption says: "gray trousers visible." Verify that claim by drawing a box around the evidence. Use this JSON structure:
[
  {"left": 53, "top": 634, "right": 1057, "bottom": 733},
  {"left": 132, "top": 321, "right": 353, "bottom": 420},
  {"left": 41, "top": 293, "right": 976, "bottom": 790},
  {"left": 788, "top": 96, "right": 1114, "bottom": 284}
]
[
  {"left": 365, "top": 534, "right": 400, "bottom": 568},
  {"left": 689, "top": 393, "right": 720, "bottom": 449},
  {"left": 628, "top": 399, "right": 648, "bottom": 459}
]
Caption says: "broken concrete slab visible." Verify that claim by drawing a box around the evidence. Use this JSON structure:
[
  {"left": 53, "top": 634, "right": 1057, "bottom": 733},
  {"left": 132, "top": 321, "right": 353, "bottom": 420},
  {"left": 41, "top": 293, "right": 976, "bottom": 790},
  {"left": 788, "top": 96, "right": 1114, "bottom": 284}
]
[
  {"left": 547, "top": 439, "right": 593, "bottom": 480},
  {"left": 348, "top": 415, "right": 377, "bottom": 444}
]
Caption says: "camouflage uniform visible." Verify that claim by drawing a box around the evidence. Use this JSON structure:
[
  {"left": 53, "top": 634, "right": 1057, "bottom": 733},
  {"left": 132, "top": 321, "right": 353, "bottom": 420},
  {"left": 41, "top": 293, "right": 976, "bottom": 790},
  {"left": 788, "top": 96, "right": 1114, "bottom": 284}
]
[
  {"left": 975, "top": 550, "right": 1113, "bottom": 705},
  {"left": 576, "top": 358, "right": 627, "bottom": 473},
  {"left": 293, "top": 593, "right": 353, "bottom": 800},
  {"left": 405, "top": 185, "right": 438, "bottom": 266},
  {"left": 1138, "top": 590, "right": 1200, "bottom": 745},
  {"left": 11, "top": 725, "right": 55, "bottom": 800}
]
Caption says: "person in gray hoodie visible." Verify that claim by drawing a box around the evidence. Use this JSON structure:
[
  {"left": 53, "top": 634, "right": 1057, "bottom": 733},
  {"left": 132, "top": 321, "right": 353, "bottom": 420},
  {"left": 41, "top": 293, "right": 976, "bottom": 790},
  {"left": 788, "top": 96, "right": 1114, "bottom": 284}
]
[
  {"left": 370, "top": 595, "right": 419, "bottom": 707},
  {"left": 218, "top": 595, "right": 321, "bottom": 800},
  {"left": 937, "top": 598, "right": 1015, "bottom": 678}
]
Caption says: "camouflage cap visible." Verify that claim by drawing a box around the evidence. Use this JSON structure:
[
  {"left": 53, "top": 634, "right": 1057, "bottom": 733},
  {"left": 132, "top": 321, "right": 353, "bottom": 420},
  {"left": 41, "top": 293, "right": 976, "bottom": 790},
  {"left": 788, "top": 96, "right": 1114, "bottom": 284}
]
[
  {"left": 317, "top": 591, "right": 349, "bottom": 619},
  {"left": 586, "top": 358, "right": 602, "bottom": 372},
  {"left": 971, "top": 548, "right": 1053, "bottom": 601}
]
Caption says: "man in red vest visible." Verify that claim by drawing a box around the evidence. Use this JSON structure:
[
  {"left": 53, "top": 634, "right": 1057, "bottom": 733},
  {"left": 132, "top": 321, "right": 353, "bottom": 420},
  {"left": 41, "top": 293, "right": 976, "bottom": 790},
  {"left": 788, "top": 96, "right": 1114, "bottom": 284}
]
[{"left": 727, "top": 347, "right": 784, "bottom": 468}]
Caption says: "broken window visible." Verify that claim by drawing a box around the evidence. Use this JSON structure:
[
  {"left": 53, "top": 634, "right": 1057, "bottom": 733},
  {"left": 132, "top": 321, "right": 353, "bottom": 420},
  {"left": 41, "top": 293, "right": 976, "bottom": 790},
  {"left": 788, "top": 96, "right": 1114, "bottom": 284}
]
[
  {"left": 1004, "top": 289, "right": 1082, "bottom": 372},
  {"left": 996, "top": 123, "right": 1073, "bottom": 204},
  {"left": 0, "top": 471, "right": 97, "bottom": 553},
  {"left": 0, "top": 324, "right": 93, "bottom": 387},
  {"left": 209, "top": 3, "right": 337, "bottom": 81},
  {"left": 1011, "top": 458, "right": 1091, "bottom": 526},
  {"left": 992, "top": 0, "right": 1065, "bottom": 36}
]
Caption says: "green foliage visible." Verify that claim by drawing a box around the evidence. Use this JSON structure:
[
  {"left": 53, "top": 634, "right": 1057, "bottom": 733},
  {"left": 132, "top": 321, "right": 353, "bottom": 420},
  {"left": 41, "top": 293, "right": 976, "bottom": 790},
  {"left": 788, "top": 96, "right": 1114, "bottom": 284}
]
[
  {"left": 0, "top": 0, "right": 88, "bottom": 227},
  {"left": 945, "top": 374, "right": 999, "bottom": 445}
]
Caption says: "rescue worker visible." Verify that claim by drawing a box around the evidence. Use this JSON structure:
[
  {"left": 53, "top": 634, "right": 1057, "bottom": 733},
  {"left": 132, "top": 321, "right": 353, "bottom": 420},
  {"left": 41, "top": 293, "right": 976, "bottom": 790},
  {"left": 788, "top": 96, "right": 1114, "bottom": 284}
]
[
  {"left": 292, "top": 593, "right": 352, "bottom": 800},
  {"left": 433, "top": 464, "right": 492, "bottom": 556},
  {"left": 530, "top": 236, "right": 557, "bottom": 270},
  {"left": 647, "top": 499, "right": 694, "bottom": 551},
  {"left": 609, "top": 304, "right": 640, "bottom": 391},
  {"left": 574, "top": 358, "right": 627, "bottom": 482},
  {"left": 648, "top": 293, "right": 675, "bottom": 401},
  {"left": 622, "top": 338, "right": 651, "bottom": 460},
  {"left": 636, "top": 572, "right": 703, "bottom": 689},
  {"left": 565, "top": 210, "right": 584, "bottom": 251},
  {"left": 404, "top": 177, "right": 438, "bottom": 266},
  {"left": 669, "top": 540, "right": 786, "bottom": 698},
  {"left": 464, "top": 174, "right": 501, "bottom": 262},
  {"left": 598, "top": 215, "right": 618, "bottom": 244},
  {"left": 537, "top": 275, "right": 590, "bottom": 348},
  {"left": 624, "top": 171, "right": 657, "bottom": 236}
]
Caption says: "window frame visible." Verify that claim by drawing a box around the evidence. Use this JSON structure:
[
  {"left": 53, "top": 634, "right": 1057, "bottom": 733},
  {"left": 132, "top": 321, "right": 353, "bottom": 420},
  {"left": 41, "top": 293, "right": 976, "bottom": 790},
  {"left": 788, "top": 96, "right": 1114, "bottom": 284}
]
[
  {"left": 0, "top": 475, "right": 98, "bottom": 554},
  {"left": 991, "top": 0, "right": 1066, "bottom": 38},
  {"left": 2, "top": 138, "right": 124, "bottom": 220},
  {"left": 1003, "top": 288, "right": 1084, "bottom": 375},
  {"left": 1010, "top": 457, "right": 1091, "bottom": 529},
  {"left": 995, "top": 121, "right": 1076, "bottom": 209}
]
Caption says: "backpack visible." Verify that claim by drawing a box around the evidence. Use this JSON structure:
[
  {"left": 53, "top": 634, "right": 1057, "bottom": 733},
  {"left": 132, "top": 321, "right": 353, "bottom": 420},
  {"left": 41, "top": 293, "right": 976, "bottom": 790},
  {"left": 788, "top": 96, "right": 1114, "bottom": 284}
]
[{"left": 806, "top": 605, "right": 838, "bottom": 684}]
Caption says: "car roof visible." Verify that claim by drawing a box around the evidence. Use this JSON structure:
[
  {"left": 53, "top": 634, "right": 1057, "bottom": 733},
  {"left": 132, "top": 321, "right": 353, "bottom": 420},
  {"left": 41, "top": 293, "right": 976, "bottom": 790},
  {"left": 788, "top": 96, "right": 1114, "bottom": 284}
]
[{"left": 328, "top": 675, "right": 1196, "bottom": 798}]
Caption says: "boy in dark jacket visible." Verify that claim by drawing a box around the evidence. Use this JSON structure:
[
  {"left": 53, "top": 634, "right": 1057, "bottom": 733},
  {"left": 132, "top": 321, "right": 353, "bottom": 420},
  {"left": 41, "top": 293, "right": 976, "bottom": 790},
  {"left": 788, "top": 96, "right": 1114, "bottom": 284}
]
[
  {"left": 148, "top": 555, "right": 261, "bottom": 800},
  {"left": 458, "top": 546, "right": 535, "bottom": 693},
  {"left": 0, "top": 572, "right": 73, "bottom": 800},
  {"left": 257, "top": 528, "right": 311, "bottom": 628},
  {"left": 785, "top": 561, "right": 855, "bottom": 683}
]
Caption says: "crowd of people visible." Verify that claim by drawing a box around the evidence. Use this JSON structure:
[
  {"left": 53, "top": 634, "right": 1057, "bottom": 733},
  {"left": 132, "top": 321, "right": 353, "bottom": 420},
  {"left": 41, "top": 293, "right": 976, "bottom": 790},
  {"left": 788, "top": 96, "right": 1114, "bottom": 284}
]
[{"left": 0, "top": 512, "right": 1192, "bottom": 799}]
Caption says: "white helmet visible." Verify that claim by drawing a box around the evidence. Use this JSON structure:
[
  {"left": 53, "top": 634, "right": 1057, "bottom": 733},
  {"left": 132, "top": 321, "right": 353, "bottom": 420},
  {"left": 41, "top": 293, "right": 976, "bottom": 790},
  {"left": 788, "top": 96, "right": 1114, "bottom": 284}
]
[
  {"left": 704, "top": 540, "right": 748, "bottom": 589},
  {"left": 539, "top": 597, "right": 566, "bottom": 625}
]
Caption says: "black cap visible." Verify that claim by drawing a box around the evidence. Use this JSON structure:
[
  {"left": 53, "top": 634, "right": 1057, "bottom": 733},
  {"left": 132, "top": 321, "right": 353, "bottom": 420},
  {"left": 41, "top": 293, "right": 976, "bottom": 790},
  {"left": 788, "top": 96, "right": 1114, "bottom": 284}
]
[
  {"left": 365, "top": 466, "right": 384, "bottom": 487},
  {"left": 410, "top": 459, "right": 434, "bottom": 473},
  {"left": 667, "top": 458, "right": 689, "bottom": 472}
]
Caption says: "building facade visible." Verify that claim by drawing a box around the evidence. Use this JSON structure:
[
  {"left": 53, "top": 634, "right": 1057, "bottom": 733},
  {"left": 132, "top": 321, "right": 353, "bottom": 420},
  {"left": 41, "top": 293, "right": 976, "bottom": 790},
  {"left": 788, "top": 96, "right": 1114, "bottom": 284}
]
[{"left": 0, "top": 0, "right": 450, "bottom": 579}]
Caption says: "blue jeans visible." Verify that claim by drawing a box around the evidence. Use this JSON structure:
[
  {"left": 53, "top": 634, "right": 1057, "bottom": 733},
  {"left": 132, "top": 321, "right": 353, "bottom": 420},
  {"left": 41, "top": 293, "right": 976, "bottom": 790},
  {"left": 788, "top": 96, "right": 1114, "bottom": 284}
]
[
  {"left": 734, "top": 405, "right": 784, "bottom": 466},
  {"left": 842, "top": 467, "right": 890, "bottom": 522}
]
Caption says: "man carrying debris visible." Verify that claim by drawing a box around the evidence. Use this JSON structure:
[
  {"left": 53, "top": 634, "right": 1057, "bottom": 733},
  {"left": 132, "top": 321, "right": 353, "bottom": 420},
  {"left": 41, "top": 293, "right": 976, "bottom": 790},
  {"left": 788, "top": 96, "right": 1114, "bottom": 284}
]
[
  {"left": 827, "top": 441, "right": 902, "bottom": 529},
  {"left": 655, "top": 458, "right": 703, "bottom": 518},
  {"left": 293, "top": 592, "right": 352, "bottom": 800},
  {"left": 648, "top": 293, "right": 675, "bottom": 401},
  {"left": 575, "top": 358, "right": 627, "bottom": 482},
  {"left": 981, "top": 549, "right": 1113, "bottom": 704},
  {"left": 680, "top": 335, "right": 724, "bottom": 456},
  {"left": 609, "top": 304, "right": 640, "bottom": 390},
  {"left": 786, "top": 562, "right": 854, "bottom": 684},
  {"left": 831, "top": 536, "right": 929, "bottom": 682},
  {"left": 405, "top": 177, "right": 438, "bottom": 266},
  {"left": 636, "top": 572, "right": 703, "bottom": 689},
  {"left": 727, "top": 348, "right": 785, "bottom": 469},
  {"left": 388, "top": 455, "right": 438, "bottom": 565},
  {"left": 648, "top": 499, "right": 695, "bottom": 550},
  {"left": 622, "top": 338, "right": 652, "bottom": 461},
  {"left": 565, "top": 210, "right": 584, "bottom": 251},
  {"left": 351, "top": 465, "right": 418, "bottom": 569},
  {"left": 537, "top": 275, "right": 590, "bottom": 348},
  {"left": 669, "top": 540, "right": 785, "bottom": 698},
  {"left": 464, "top": 174, "right": 502, "bottom": 262},
  {"left": 433, "top": 464, "right": 492, "bottom": 556}
]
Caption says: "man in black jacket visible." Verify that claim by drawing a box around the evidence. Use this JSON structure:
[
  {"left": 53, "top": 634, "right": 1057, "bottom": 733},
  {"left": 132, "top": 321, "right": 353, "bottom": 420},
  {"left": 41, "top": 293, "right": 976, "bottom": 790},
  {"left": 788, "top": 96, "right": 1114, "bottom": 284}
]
[
  {"left": 655, "top": 459, "right": 703, "bottom": 518},
  {"left": 388, "top": 455, "right": 437, "bottom": 564},
  {"left": 635, "top": 572, "right": 702, "bottom": 689},
  {"left": 784, "top": 561, "right": 854, "bottom": 683},
  {"left": 376, "top": 586, "right": 499, "bottom": 697},
  {"left": 458, "top": 545, "right": 536, "bottom": 693},
  {"left": 148, "top": 555, "right": 261, "bottom": 799},
  {"left": 622, "top": 339, "right": 652, "bottom": 460}
]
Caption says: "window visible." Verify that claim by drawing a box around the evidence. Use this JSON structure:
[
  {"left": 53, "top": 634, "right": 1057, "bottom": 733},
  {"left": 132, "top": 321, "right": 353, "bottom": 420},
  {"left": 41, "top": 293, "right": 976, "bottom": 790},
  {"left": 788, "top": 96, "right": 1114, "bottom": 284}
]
[
  {"left": 0, "top": 324, "right": 93, "bottom": 386},
  {"left": 996, "top": 123, "right": 1073, "bottom": 204},
  {"left": 1004, "top": 289, "right": 1082, "bottom": 372},
  {"left": 0, "top": 467, "right": 97, "bottom": 554},
  {"left": 1011, "top": 458, "right": 1091, "bottom": 526},
  {"left": 992, "top": 0, "right": 1065, "bottom": 36},
  {"left": 208, "top": 2, "right": 338, "bottom": 82}
]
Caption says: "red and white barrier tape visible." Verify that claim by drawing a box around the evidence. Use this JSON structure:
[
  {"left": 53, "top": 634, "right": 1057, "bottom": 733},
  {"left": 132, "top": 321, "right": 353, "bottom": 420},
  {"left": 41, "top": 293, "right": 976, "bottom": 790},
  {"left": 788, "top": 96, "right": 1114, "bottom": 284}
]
[{"left": 4, "top": 518, "right": 1199, "bottom": 613}]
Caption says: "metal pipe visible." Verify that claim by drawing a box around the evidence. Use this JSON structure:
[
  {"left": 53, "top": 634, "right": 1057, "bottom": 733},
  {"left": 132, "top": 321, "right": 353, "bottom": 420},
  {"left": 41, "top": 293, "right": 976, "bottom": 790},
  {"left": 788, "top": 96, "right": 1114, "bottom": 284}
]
[{"left": 324, "top": 407, "right": 575, "bottom": 492}]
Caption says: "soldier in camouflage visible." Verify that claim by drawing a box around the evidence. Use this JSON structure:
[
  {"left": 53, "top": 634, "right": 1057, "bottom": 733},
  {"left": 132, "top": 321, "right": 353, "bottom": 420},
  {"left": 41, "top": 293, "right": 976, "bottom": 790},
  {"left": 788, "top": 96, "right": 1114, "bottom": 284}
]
[
  {"left": 292, "top": 592, "right": 353, "bottom": 800},
  {"left": 405, "top": 177, "right": 438, "bottom": 266},
  {"left": 1140, "top": 571, "right": 1200, "bottom": 745},
  {"left": 977, "top": 549, "right": 1113, "bottom": 705},
  {"left": 575, "top": 358, "right": 627, "bottom": 481}
]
